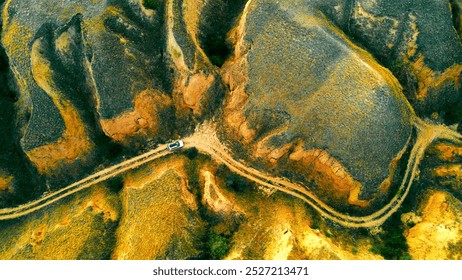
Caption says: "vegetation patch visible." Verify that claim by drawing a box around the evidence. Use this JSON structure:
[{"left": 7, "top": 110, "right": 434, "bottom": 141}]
[
  {"left": 183, "top": 147, "right": 199, "bottom": 160},
  {"left": 206, "top": 232, "right": 231, "bottom": 260},
  {"left": 369, "top": 205, "right": 412, "bottom": 260},
  {"left": 142, "top": 0, "right": 159, "bottom": 10}
]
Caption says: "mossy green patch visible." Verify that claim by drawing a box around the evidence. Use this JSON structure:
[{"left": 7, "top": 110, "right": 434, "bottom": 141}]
[
  {"left": 207, "top": 232, "right": 231, "bottom": 260},
  {"left": 143, "top": 0, "right": 159, "bottom": 10}
]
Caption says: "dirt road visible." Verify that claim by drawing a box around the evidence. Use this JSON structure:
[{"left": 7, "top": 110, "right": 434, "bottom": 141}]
[{"left": 0, "top": 123, "right": 425, "bottom": 228}]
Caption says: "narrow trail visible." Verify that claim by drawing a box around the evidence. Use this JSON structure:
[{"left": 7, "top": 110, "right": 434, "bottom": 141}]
[
  {"left": 0, "top": 120, "right": 460, "bottom": 228},
  {"left": 188, "top": 120, "right": 462, "bottom": 227},
  {"left": 189, "top": 127, "right": 388, "bottom": 227},
  {"left": 0, "top": 145, "right": 169, "bottom": 220}
]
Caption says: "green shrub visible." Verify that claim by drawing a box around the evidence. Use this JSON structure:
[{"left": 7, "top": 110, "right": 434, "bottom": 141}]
[
  {"left": 207, "top": 232, "right": 230, "bottom": 260},
  {"left": 225, "top": 173, "right": 251, "bottom": 193},
  {"left": 370, "top": 212, "right": 411, "bottom": 260},
  {"left": 183, "top": 147, "right": 198, "bottom": 160},
  {"left": 143, "top": 0, "right": 159, "bottom": 10},
  {"left": 374, "top": 229, "right": 409, "bottom": 259}
]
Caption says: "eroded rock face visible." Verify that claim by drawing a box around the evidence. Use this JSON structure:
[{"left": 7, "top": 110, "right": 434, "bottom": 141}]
[
  {"left": 0, "top": 1, "right": 167, "bottom": 192},
  {"left": 2, "top": 0, "right": 171, "bottom": 143},
  {"left": 219, "top": 0, "right": 414, "bottom": 206},
  {"left": 2, "top": 0, "right": 172, "bottom": 152},
  {"left": 164, "top": 0, "right": 226, "bottom": 123}
]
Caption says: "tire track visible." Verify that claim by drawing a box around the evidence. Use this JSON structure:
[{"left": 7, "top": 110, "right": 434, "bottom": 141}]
[
  {"left": 0, "top": 146, "right": 168, "bottom": 220},
  {"left": 2, "top": 120, "right": 456, "bottom": 227}
]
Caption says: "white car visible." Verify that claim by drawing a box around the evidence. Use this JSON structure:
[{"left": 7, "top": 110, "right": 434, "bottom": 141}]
[{"left": 167, "top": 140, "right": 184, "bottom": 151}]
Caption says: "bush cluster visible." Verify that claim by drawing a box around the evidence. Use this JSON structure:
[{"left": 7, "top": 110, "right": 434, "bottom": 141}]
[
  {"left": 143, "top": 0, "right": 159, "bottom": 10},
  {"left": 206, "top": 232, "right": 231, "bottom": 260}
]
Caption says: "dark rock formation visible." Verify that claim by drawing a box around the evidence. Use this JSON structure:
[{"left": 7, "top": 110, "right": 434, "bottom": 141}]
[{"left": 0, "top": 8, "right": 44, "bottom": 207}]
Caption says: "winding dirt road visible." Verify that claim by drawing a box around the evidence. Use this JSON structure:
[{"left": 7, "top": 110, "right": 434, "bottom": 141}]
[
  {"left": 0, "top": 145, "right": 169, "bottom": 220},
  {"left": 0, "top": 122, "right": 444, "bottom": 228},
  {"left": 187, "top": 124, "right": 419, "bottom": 228}
]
